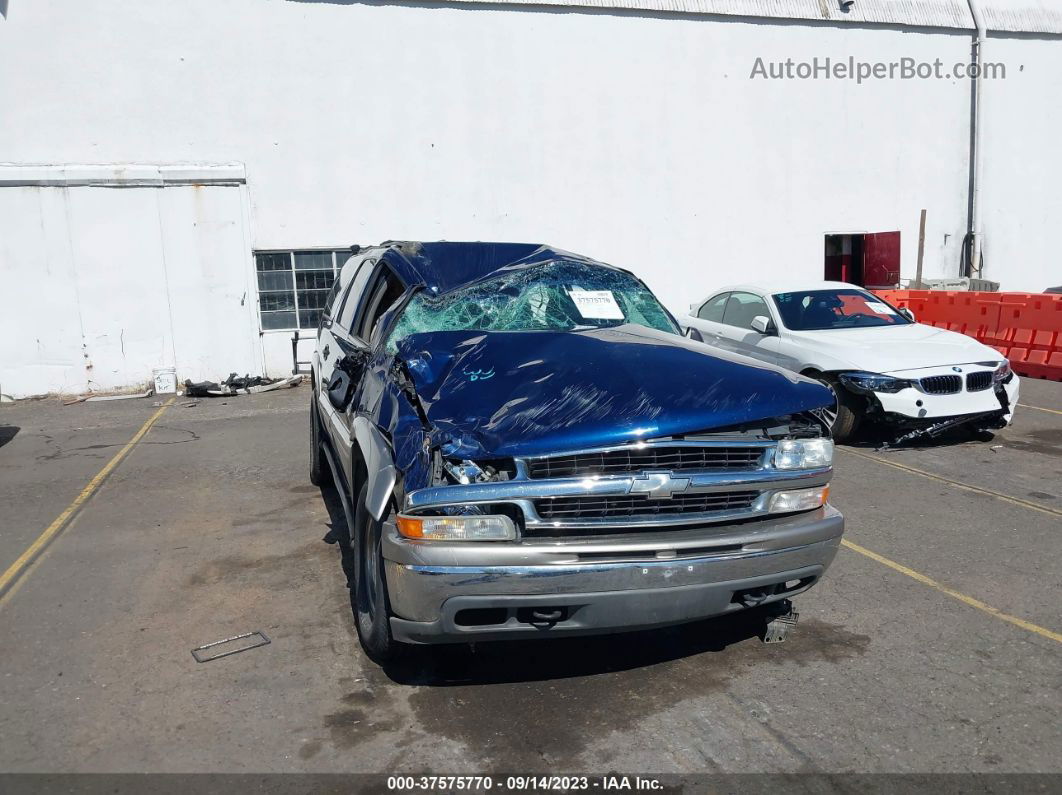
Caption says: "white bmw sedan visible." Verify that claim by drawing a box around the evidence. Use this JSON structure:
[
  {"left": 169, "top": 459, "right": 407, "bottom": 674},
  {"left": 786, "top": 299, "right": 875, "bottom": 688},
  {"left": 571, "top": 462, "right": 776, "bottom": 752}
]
[{"left": 683, "top": 281, "right": 1020, "bottom": 442}]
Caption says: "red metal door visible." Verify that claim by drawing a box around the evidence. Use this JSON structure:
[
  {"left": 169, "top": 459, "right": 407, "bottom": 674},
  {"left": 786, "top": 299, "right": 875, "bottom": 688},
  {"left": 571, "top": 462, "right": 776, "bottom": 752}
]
[{"left": 864, "top": 231, "right": 901, "bottom": 288}]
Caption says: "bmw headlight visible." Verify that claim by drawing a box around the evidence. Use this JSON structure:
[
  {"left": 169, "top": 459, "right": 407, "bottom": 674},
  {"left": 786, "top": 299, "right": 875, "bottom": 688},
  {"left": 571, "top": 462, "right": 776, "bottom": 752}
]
[
  {"left": 993, "top": 360, "right": 1012, "bottom": 383},
  {"left": 774, "top": 438, "right": 834, "bottom": 470},
  {"left": 839, "top": 371, "right": 913, "bottom": 394}
]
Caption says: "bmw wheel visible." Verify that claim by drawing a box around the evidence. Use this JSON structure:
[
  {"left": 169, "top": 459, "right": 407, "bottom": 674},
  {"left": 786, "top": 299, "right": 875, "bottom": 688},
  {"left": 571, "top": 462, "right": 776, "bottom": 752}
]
[{"left": 815, "top": 377, "right": 860, "bottom": 443}]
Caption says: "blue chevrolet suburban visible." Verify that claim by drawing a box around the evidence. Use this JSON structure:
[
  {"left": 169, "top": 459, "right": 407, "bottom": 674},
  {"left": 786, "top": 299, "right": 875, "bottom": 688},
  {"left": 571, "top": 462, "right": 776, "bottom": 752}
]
[{"left": 310, "top": 242, "right": 843, "bottom": 662}]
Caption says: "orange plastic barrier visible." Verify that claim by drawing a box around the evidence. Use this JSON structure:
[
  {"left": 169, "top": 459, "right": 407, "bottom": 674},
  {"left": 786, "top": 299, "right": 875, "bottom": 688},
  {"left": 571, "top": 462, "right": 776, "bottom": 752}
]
[{"left": 872, "top": 289, "right": 1062, "bottom": 382}]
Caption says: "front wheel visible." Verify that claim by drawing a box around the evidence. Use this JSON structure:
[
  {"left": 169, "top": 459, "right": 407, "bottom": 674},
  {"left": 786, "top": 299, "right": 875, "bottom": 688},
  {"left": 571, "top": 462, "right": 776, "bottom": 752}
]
[
  {"left": 352, "top": 482, "right": 402, "bottom": 663},
  {"left": 815, "top": 377, "right": 861, "bottom": 443},
  {"left": 309, "top": 394, "right": 329, "bottom": 486}
]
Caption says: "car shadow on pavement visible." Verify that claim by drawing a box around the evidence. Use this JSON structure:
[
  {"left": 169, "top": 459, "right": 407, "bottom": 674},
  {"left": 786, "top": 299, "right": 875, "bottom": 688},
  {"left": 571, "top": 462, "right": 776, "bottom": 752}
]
[
  {"left": 382, "top": 610, "right": 772, "bottom": 687},
  {"left": 318, "top": 480, "right": 781, "bottom": 688},
  {"left": 0, "top": 425, "right": 19, "bottom": 449}
]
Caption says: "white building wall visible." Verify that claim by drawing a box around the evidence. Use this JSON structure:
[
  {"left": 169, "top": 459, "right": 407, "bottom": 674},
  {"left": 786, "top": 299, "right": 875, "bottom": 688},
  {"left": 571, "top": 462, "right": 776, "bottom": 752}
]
[
  {"left": 979, "top": 33, "right": 1062, "bottom": 292},
  {"left": 0, "top": 0, "right": 1058, "bottom": 392}
]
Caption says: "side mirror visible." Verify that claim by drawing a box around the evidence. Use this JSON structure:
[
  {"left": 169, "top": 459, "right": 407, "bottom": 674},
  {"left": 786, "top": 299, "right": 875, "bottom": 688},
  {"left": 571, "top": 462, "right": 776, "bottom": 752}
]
[
  {"left": 689, "top": 303, "right": 699, "bottom": 314},
  {"left": 899, "top": 307, "right": 916, "bottom": 322},
  {"left": 327, "top": 370, "right": 353, "bottom": 411},
  {"left": 684, "top": 326, "right": 705, "bottom": 343},
  {"left": 751, "top": 315, "right": 776, "bottom": 335},
  {"left": 327, "top": 350, "right": 369, "bottom": 410}
]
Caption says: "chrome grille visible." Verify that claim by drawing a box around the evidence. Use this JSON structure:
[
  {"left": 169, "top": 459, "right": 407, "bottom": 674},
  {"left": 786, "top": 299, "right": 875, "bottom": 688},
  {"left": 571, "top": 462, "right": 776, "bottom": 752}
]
[
  {"left": 920, "top": 375, "right": 962, "bottom": 395},
  {"left": 526, "top": 446, "right": 764, "bottom": 479},
  {"left": 534, "top": 491, "right": 760, "bottom": 520},
  {"left": 966, "top": 371, "right": 993, "bottom": 392}
]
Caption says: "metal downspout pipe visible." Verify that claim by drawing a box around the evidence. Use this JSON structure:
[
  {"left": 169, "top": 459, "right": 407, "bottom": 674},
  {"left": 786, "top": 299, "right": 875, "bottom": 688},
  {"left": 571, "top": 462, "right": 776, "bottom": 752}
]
[{"left": 967, "top": 0, "right": 987, "bottom": 278}]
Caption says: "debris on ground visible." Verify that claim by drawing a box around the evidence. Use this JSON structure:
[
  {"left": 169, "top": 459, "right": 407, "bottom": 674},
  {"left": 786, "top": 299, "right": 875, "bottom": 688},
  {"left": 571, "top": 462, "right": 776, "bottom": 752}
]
[
  {"left": 191, "top": 631, "right": 271, "bottom": 663},
  {"left": 64, "top": 389, "right": 155, "bottom": 406},
  {"left": 87, "top": 389, "right": 154, "bottom": 403},
  {"left": 183, "top": 374, "right": 302, "bottom": 398}
]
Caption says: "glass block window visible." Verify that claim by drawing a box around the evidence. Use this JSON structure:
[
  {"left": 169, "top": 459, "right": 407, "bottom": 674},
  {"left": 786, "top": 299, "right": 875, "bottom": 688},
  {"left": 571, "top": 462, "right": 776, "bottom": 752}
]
[{"left": 255, "top": 250, "right": 350, "bottom": 330}]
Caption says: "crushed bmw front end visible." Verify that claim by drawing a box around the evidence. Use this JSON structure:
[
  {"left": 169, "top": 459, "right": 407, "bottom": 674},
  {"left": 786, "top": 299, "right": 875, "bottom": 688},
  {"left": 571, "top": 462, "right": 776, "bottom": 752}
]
[{"left": 838, "top": 360, "right": 1020, "bottom": 442}]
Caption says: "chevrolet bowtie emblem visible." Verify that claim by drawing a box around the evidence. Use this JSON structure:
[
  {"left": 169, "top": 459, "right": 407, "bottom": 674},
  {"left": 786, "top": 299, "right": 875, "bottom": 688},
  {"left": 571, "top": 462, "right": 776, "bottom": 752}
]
[{"left": 628, "top": 471, "right": 691, "bottom": 499}]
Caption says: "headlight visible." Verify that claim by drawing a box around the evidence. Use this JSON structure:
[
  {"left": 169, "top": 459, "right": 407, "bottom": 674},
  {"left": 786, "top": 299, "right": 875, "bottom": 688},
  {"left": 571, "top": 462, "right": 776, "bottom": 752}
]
[
  {"left": 839, "top": 372, "right": 913, "bottom": 394},
  {"left": 993, "top": 360, "right": 1012, "bottom": 383},
  {"left": 774, "top": 438, "right": 834, "bottom": 470},
  {"left": 769, "top": 486, "right": 830, "bottom": 514},
  {"left": 396, "top": 514, "right": 517, "bottom": 541}
]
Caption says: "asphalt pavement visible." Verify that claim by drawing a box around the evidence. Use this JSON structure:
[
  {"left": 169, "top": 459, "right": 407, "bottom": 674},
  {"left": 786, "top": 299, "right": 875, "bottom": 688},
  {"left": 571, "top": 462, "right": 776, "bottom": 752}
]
[{"left": 0, "top": 380, "right": 1059, "bottom": 774}]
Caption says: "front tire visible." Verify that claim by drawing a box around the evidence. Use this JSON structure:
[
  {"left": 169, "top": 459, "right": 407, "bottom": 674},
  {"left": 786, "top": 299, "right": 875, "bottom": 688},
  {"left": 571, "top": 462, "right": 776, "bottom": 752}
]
[
  {"left": 351, "top": 482, "right": 402, "bottom": 663},
  {"left": 815, "top": 377, "right": 861, "bottom": 443},
  {"left": 309, "top": 393, "right": 329, "bottom": 486}
]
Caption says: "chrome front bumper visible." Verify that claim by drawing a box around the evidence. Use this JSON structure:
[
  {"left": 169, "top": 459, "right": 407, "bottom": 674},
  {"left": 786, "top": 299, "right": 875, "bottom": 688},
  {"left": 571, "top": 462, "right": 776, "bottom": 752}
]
[{"left": 383, "top": 505, "right": 844, "bottom": 644}]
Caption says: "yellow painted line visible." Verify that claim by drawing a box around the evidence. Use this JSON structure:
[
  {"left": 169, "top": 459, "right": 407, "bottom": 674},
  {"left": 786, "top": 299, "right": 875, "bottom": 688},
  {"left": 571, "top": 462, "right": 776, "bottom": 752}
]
[
  {"left": 838, "top": 447, "right": 1062, "bottom": 518},
  {"left": 0, "top": 397, "right": 175, "bottom": 602},
  {"left": 1018, "top": 403, "right": 1062, "bottom": 416},
  {"left": 841, "top": 539, "right": 1062, "bottom": 644}
]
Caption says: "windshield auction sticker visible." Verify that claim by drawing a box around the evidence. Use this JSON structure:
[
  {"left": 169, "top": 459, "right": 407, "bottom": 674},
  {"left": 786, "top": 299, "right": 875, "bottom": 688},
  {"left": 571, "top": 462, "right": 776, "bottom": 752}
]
[
  {"left": 864, "top": 301, "right": 896, "bottom": 315},
  {"left": 568, "top": 290, "right": 625, "bottom": 320}
]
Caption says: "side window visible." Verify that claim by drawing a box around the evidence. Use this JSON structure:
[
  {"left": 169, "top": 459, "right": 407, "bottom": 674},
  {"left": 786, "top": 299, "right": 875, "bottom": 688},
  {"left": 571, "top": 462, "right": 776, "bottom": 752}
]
[
  {"left": 335, "top": 259, "right": 375, "bottom": 333},
  {"left": 722, "top": 292, "right": 771, "bottom": 330},
  {"left": 320, "top": 279, "right": 343, "bottom": 325},
  {"left": 357, "top": 268, "right": 406, "bottom": 343},
  {"left": 697, "top": 293, "right": 729, "bottom": 322}
]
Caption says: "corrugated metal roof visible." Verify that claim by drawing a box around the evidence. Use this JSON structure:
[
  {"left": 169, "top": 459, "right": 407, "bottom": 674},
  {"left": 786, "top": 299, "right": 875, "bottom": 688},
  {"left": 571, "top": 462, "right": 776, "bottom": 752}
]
[
  {"left": 435, "top": 0, "right": 1062, "bottom": 34},
  {"left": 439, "top": 0, "right": 974, "bottom": 29},
  {"left": 979, "top": 0, "right": 1062, "bottom": 34}
]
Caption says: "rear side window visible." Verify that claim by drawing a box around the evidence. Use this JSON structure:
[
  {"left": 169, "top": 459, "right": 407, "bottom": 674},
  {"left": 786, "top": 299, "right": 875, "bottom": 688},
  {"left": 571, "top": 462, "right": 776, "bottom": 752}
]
[
  {"left": 335, "top": 259, "right": 376, "bottom": 333},
  {"left": 321, "top": 280, "right": 344, "bottom": 325},
  {"left": 722, "top": 292, "right": 771, "bottom": 330},
  {"left": 357, "top": 268, "right": 406, "bottom": 343},
  {"left": 697, "top": 293, "right": 729, "bottom": 322}
]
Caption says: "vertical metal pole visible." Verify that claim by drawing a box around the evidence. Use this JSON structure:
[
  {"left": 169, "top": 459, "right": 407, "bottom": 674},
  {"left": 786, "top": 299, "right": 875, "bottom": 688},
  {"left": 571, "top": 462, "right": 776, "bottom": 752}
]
[
  {"left": 967, "top": 0, "right": 987, "bottom": 278},
  {"left": 915, "top": 209, "right": 927, "bottom": 288}
]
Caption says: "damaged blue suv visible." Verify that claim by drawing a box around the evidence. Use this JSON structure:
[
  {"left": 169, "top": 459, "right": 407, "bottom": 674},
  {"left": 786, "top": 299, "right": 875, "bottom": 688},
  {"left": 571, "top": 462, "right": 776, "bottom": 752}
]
[{"left": 310, "top": 242, "right": 843, "bottom": 661}]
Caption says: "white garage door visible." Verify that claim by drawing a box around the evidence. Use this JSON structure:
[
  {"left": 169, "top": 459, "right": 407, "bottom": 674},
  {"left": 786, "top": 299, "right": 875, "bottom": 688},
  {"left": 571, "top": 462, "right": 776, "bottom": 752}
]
[{"left": 0, "top": 164, "right": 262, "bottom": 397}]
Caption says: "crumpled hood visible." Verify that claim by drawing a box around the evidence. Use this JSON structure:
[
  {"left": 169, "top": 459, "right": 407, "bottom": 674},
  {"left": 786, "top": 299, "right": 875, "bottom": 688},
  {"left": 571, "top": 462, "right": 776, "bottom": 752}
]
[
  {"left": 395, "top": 325, "right": 833, "bottom": 459},
  {"left": 788, "top": 323, "right": 1002, "bottom": 373}
]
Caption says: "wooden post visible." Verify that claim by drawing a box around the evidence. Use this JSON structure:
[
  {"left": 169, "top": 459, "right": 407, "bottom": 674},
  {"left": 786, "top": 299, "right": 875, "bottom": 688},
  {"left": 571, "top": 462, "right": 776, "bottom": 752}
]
[{"left": 914, "top": 209, "right": 927, "bottom": 288}]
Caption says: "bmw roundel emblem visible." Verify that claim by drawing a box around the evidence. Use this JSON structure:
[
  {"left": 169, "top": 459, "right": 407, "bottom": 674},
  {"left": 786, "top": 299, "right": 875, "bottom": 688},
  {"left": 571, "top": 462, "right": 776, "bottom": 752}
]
[{"left": 952, "top": 366, "right": 963, "bottom": 373}]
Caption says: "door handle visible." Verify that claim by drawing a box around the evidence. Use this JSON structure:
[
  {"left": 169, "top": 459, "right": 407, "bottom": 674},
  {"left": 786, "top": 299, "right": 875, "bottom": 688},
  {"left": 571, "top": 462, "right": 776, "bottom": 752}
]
[{"left": 322, "top": 344, "right": 330, "bottom": 359}]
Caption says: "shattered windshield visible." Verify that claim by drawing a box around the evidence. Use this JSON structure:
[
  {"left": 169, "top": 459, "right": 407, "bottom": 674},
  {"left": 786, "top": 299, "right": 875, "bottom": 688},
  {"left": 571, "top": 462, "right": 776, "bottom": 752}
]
[{"left": 385, "top": 260, "right": 678, "bottom": 352}]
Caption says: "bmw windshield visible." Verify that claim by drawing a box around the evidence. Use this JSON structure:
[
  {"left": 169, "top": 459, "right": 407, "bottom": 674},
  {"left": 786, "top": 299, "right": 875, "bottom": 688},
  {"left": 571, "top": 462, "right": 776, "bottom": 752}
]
[
  {"left": 773, "top": 289, "right": 912, "bottom": 331},
  {"left": 386, "top": 260, "right": 678, "bottom": 352}
]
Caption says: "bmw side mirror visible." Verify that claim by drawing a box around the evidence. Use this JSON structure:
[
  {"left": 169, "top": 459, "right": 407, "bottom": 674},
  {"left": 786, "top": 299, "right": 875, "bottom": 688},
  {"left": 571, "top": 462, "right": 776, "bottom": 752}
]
[
  {"left": 899, "top": 307, "right": 916, "bottom": 322},
  {"left": 684, "top": 326, "right": 705, "bottom": 343},
  {"left": 751, "top": 315, "right": 776, "bottom": 335}
]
